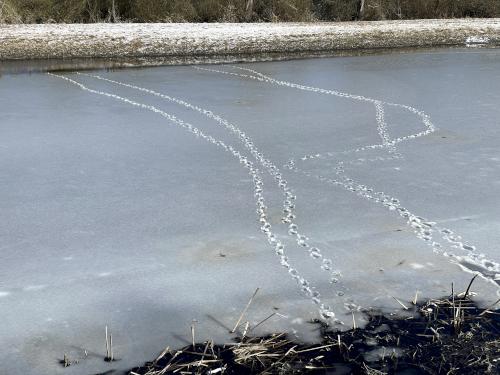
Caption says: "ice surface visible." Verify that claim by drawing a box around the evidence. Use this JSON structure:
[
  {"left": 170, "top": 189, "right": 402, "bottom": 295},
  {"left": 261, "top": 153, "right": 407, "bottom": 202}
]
[{"left": 1, "top": 48, "right": 500, "bottom": 374}]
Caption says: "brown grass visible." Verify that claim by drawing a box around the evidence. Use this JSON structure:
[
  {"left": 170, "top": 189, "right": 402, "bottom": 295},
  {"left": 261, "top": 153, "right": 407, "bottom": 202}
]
[
  {"left": 1, "top": 0, "right": 499, "bottom": 24},
  {"left": 127, "top": 277, "right": 499, "bottom": 374}
]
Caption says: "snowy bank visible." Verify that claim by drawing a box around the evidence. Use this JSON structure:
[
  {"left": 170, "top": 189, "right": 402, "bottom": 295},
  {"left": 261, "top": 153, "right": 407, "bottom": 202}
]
[{"left": 1, "top": 19, "right": 500, "bottom": 60}]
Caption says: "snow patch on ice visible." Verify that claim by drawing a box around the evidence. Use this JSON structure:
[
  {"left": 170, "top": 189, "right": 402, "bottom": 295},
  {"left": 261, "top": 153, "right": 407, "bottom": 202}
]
[
  {"left": 465, "top": 35, "right": 490, "bottom": 47},
  {"left": 409, "top": 263, "right": 425, "bottom": 270}
]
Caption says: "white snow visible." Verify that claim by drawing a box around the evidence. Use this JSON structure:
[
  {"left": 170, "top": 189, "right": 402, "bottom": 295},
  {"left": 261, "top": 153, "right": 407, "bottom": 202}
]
[
  {"left": 0, "top": 19, "right": 499, "bottom": 59},
  {"left": 465, "top": 35, "right": 491, "bottom": 46}
]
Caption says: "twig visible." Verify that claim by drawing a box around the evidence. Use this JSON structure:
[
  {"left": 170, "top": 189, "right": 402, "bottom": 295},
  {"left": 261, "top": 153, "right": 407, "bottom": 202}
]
[
  {"left": 155, "top": 346, "right": 170, "bottom": 362},
  {"left": 231, "top": 288, "right": 260, "bottom": 333},
  {"left": 293, "top": 343, "right": 336, "bottom": 354},
  {"left": 479, "top": 298, "right": 500, "bottom": 316},
  {"left": 250, "top": 312, "right": 277, "bottom": 332},
  {"left": 463, "top": 274, "right": 479, "bottom": 299},
  {"left": 241, "top": 321, "right": 250, "bottom": 339},
  {"left": 104, "top": 326, "right": 114, "bottom": 361},
  {"left": 110, "top": 333, "right": 114, "bottom": 361},
  {"left": 412, "top": 290, "right": 419, "bottom": 305},
  {"left": 392, "top": 296, "right": 409, "bottom": 310},
  {"left": 196, "top": 341, "right": 211, "bottom": 373},
  {"left": 191, "top": 324, "right": 196, "bottom": 349}
]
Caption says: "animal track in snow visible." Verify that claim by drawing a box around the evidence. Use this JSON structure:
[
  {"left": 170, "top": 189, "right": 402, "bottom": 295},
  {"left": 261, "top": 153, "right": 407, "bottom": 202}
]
[
  {"left": 48, "top": 62, "right": 500, "bottom": 323},
  {"left": 49, "top": 72, "right": 350, "bottom": 322},
  {"left": 196, "top": 65, "right": 500, "bottom": 287}
]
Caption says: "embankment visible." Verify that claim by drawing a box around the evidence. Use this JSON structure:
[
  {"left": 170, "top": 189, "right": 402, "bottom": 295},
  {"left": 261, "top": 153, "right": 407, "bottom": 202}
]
[{"left": 1, "top": 19, "right": 500, "bottom": 61}]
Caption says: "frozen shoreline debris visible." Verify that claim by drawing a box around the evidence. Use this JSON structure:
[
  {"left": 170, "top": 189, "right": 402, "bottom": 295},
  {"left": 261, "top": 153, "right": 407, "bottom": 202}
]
[{"left": 127, "top": 287, "right": 499, "bottom": 374}]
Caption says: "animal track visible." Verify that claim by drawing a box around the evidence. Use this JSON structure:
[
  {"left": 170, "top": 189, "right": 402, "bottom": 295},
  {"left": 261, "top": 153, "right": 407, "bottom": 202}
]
[
  {"left": 48, "top": 62, "right": 500, "bottom": 323},
  {"left": 196, "top": 65, "right": 500, "bottom": 287}
]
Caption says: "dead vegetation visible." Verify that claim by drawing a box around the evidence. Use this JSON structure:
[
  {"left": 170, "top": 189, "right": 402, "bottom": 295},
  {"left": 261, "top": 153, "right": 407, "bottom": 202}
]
[
  {"left": 1, "top": 0, "right": 500, "bottom": 24},
  {"left": 127, "top": 277, "right": 499, "bottom": 375}
]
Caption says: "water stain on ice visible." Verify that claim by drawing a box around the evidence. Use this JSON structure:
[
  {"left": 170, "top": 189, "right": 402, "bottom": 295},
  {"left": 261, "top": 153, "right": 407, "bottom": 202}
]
[{"left": 180, "top": 239, "right": 260, "bottom": 263}]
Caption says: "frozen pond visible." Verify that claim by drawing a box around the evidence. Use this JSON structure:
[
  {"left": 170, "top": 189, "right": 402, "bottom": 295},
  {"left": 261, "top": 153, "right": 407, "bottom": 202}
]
[{"left": 1, "top": 48, "right": 500, "bottom": 374}]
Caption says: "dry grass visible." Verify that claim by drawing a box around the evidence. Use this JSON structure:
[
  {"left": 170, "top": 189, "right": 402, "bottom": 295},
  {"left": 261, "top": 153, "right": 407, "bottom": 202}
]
[
  {"left": 128, "top": 277, "right": 499, "bottom": 375},
  {"left": 1, "top": 0, "right": 499, "bottom": 24}
]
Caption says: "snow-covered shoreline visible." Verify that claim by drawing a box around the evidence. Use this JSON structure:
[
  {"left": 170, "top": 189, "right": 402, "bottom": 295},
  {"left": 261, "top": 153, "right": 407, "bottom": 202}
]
[{"left": 1, "top": 19, "right": 500, "bottom": 60}]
